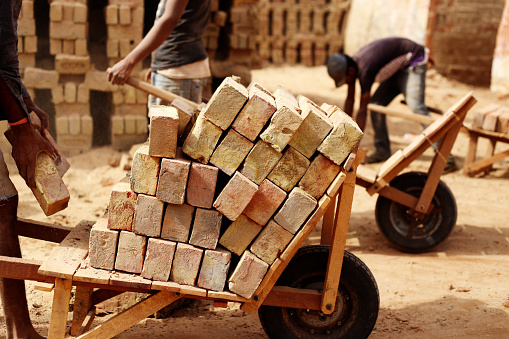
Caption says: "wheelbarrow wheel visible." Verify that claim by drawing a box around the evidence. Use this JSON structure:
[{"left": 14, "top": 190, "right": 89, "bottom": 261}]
[
  {"left": 258, "top": 245, "right": 379, "bottom": 339},
  {"left": 375, "top": 171, "right": 457, "bottom": 252}
]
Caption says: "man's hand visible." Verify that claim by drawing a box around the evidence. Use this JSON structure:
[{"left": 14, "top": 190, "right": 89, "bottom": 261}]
[
  {"left": 24, "top": 97, "right": 50, "bottom": 131},
  {"left": 106, "top": 58, "right": 135, "bottom": 85}
]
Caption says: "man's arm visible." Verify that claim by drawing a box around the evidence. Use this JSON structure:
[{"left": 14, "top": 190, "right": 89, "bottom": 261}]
[
  {"left": 355, "top": 92, "right": 371, "bottom": 131},
  {"left": 344, "top": 83, "right": 355, "bottom": 117},
  {"left": 106, "top": 0, "right": 190, "bottom": 85}
]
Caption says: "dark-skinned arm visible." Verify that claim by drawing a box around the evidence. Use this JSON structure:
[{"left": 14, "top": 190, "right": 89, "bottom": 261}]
[
  {"left": 344, "top": 82, "right": 355, "bottom": 117},
  {"left": 355, "top": 92, "right": 371, "bottom": 131}
]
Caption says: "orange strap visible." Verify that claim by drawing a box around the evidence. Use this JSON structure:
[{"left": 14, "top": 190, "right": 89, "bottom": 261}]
[{"left": 8, "top": 117, "right": 28, "bottom": 127}]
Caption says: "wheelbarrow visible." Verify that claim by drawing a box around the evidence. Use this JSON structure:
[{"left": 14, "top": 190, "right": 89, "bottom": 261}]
[{"left": 356, "top": 92, "right": 477, "bottom": 252}]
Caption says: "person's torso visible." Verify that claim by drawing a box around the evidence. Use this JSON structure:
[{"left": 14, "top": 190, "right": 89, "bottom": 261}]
[{"left": 0, "top": 0, "right": 22, "bottom": 69}]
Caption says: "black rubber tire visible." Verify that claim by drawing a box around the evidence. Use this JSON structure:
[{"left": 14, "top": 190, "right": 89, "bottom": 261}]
[
  {"left": 375, "top": 171, "right": 457, "bottom": 252},
  {"left": 258, "top": 245, "right": 379, "bottom": 339}
]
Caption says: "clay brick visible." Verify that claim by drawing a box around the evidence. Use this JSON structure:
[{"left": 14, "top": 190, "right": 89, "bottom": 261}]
[
  {"left": 68, "top": 114, "right": 80, "bottom": 135},
  {"left": 182, "top": 115, "right": 223, "bottom": 164},
  {"left": 81, "top": 115, "right": 93, "bottom": 136},
  {"left": 111, "top": 115, "right": 124, "bottom": 135},
  {"left": 89, "top": 218, "right": 119, "bottom": 270},
  {"left": 49, "top": 38, "right": 62, "bottom": 55},
  {"left": 130, "top": 144, "right": 161, "bottom": 195},
  {"left": 228, "top": 250, "right": 268, "bottom": 299},
  {"left": 496, "top": 110, "right": 509, "bottom": 134},
  {"left": 141, "top": 238, "right": 176, "bottom": 281},
  {"left": 189, "top": 208, "right": 222, "bottom": 249},
  {"left": 232, "top": 90, "right": 276, "bottom": 141},
  {"left": 170, "top": 243, "right": 203, "bottom": 285},
  {"left": 105, "top": 5, "right": 118, "bottom": 25},
  {"left": 55, "top": 116, "right": 68, "bottom": 135},
  {"left": 213, "top": 172, "right": 258, "bottom": 221},
  {"left": 55, "top": 54, "right": 90, "bottom": 74},
  {"left": 148, "top": 106, "right": 179, "bottom": 157},
  {"left": 482, "top": 109, "right": 504, "bottom": 131},
  {"left": 114, "top": 231, "right": 146, "bottom": 274},
  {"left": 274, "top": 86, "right": 299, "bottom": 111},
  {"left": 49, "top": 21, "right": 87, "bottom": 40},
  {"left": 197, "top": 248, "right": 231, "bottom": 291},
  {"left": 240, "top": 140, "right": 282, "bottom": 185},
  {"left": 62, "top": 3, "right": 74, "bottom": 21},
  {"left": 64, "top": 83, "right": 77, "bottom": 104},
  {"left": 267, "top": 147, "right": 310, "bottom": 192},
  {"left": 24, "top": 35, "right": 37, "bottom": 54},
  {"left": 106, "top": 39, "right": 119, "bottom": 58},
  {"left": 132, "top": 194, "right": 164, "bottom": 237},
  {"left": 260, "top": 103, "right": 303, "bottom": 152},
  {"left": 247, "top": 81, "right": 274, "bottom": 99},
  {"left": 209, "top": 129, "right": 253, "bottom": 176},
  {"left": 274, "top": 187, "right": 317, "bottom": 234},
  {"left": 170, "top": 98, "right": 195, "bottom": 137},
  {"left": 136, "top": 115, "right": 148, "bottom": 135},
  {"left": 119, "top": 4, "right": 131, "bottom": 25},
  {"left": 219, "top": 214, "right": 262, "bottom": 256},
  {"left": 74, "top": 3, "right": 87, "bottom": 23},
  {"left": 17, "top": 17, "right": 35, "bottom": 36},
  {"left": 472, "top": 104, "right": 500, "bottom": 129},
  {"left": 202, "top": 76, "right": 248, "bottom": 130},
  {"left": 250, "top": 220, "right": 293, "bottom": 264},
  {"left": 243, "top": 179, "right": 286, "bottom": 225},
  {"left": 108, "top": 181, "right": 137, "bottom": 231},
  {"left": 288, "top": 102, "right": 333, "bottom": 158},
  {"left": 50, "top": 2, "right": 63, "bottom": 22},
  {"left": 62, "top": 39, "right": 74, "bottom": 54},
  {"left": 156, "top": 158, "right": 191, "bottom": 204},
  {"left": 23, "top": 67, "right": 58, "bottom": 89},
  {"left": 123, "top": 115, "right": 136, "bottom": 134},
  {"left": 77, "top": 83, "right": 89, "bottom": 104},
  {"left": 186, "top": 162, "right": 218, "bottom": 208},
  {"left": 119, "top": 39, "right": 131, "bottom": 58},
  {"left": 299, "top": 154, "right": 341, "bottom": 199},
  {"left": 161, "top": 203, "right": 195, "bottom": 242}
]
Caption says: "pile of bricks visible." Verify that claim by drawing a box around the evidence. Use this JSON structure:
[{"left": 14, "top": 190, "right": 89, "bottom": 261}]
[
  {"left": 16, "top": 0, "right": 37, "bottom": 74},
  {"left": 471, "top": 104, "right": 509, "bottom": 135},
  {"left": 88, "top": 76, "right": 362, "bottom": 299}
]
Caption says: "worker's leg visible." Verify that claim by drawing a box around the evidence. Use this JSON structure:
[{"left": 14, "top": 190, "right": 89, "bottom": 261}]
[
  {"left": 0, "top": 154, "right": 42, "bottom": 339},
  {"left": 148, "top": 72, "right": 207, "bottom": 106}
]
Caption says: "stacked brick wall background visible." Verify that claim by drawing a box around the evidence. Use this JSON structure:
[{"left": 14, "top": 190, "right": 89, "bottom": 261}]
[{"left": 88, "top": 76, "right": 363, "bottom": 298}]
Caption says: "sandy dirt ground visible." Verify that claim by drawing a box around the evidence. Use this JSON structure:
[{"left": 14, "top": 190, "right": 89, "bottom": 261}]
[{"left": 1, "top": 65, "right": 509, "bottom": 338}]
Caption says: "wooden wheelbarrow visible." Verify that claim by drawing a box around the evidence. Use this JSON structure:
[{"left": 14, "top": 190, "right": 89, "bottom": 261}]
[{"left": 356, "top": 92, "right": 477, "bottom": 252}]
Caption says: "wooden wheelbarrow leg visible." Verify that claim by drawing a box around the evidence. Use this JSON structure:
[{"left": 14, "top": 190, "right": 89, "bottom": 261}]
[
  {"left": 48, "top": 278, "right": 73, "bottom": 339},
  {"left": 71, "top": 286, "right": 94, "bottom": 336}
]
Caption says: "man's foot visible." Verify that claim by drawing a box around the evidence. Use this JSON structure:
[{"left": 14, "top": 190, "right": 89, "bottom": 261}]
[{"left": 366, "top": 153, "right": 390, "bottom": 164}]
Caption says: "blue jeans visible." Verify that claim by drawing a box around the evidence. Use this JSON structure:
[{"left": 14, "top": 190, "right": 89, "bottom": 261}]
[{"left": 149, "top": 72, "right": 208, "bottom": 107}]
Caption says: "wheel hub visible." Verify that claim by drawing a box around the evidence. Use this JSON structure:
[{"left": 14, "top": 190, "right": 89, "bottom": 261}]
[{"left": 294, "top": 296, "right": 345, "bottom": 328}]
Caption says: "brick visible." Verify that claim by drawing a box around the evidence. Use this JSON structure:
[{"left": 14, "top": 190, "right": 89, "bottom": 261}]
[
  {"left": 472, "top": 104, "right": 500, "bottom": 129},
  {"left": 189, "top": 208, "right": 222, "bottom": 249},
  {"left": 67, "top": 114, "right": 81, "bottom": 134},
  {"left": 156, "top": 158, "right": 191, "bottom": 204},
  {"left": 74, "top": 3, "right": 87, "bottom": 23},
  {"left": 250, "top": 220, "right": 293, "bottom": 265},
  {"left": 64, "top": 82, "right": 77, "bottom": 104},
  {"left": 202, "top": 76, "right": 248, "bottom": 130},
  {"left": 219, "top": 214, "right": 262, "bottom": 256},
  {"left": 243, "top": 179, "right": 286, "bottom": 225},
  {"left": 247, "top": 81, "right": 274, "bottom": 99},
  {"left": 62, "top": 3, "right": 73, "bottom": 21},
  {"left": 132, "top": 194, "right": 164, "bottom": 237},
  {"left": 24, "top": 35, "right": 37, "bottom": 53},
  {"left": 299, "top": 154, "right": 341, "bottom": 199},
  {"left": 232, "top": 91, "right": 276, "bottom": 141},
  {"left": 89, "top": 218, "right": 119, "bottom": 270},
  {"left": 55, "top": 116, "right": 68, "bottom": 135},
  {"left": 136, "top": 115, "right": 148, "bottom": 135},
  {"left": 197, "top": 248, "right": 231, "bottom": 291},
  {"left": 318, "top": 109, "right": 363, "bottom": 166},
  {"left": 267, "top": 147, "right": 310, "bottom": 192},
  {"left": 119, "top": 4, "right": 132, "bottom": 25},
  {"left": 50, "top": 2, "right": 63, "bottom": 22},
  {"left": 55, "top": 54, "right": 90, "bottom": 74},
  {"left": 240, "top": 140, "right": 282, "bottom": 185},
  {"left": 141, "top": 238, "right": 176, "bottom": 281},
  {"left": 496, "top": 110, "right": 509, "bottom": 134},
  {"left": 148, "top": 106, "right": 179, "bottom": 158},
  {"left": 260, "top": 103, "right": 303, "bottom": 152},
  {"left": 274, "top": 187, "right": 317, "bottom": 234},
  {"left": 17, "top": 17, "right": 35, "bottom": 36},
  {"left": 21, "top": 1, "right": 33, "bottom": 19},
  {"left": 23, "top": 67, "right": 59, "bottom": 89},
  {"left": 62, "top": 39, "right": 74, "bottom": 54},
  {"left": 130, "top": 144, "right": 161, "bottom": 195},
  {"left": 119, "top": 39, "right": 131, "bottom": 58},
  {"left": 81, "top": 115, "right": 93, "bottom": 136},
  {"left": 105, "top": 5, "right": 118, "bottom": 25},
  {"left": 186, "top": 162, "right": 218, "bottom": 208},
  {"left": 49, "top": 21, "right": 87, "bottom": 40},
  {"left": 124, "top": 86, "right": 136, "bottom": 104},
  {"left": 213, "top": 172, "right": 258, "bottom": 221},
  {"left": 77, "top": 83, "right": 89, "bottom": 104},
  {"left": 108, "top": 181, "right": 137, "bottom": 231},
  {"left": 52, "top": 85, "right": 64, "bottom": 105},
  {"left": 170, "top": 98, "right": 195, "bottom": 137},
  {"left": 111, "top": 115, "right": 124, "bottom": 135},
  {"left": 288, "top": 102, "right": 333, "bottom": 158},
  {"left": 209, "top": 129, "right": 253, "bottom": 176},
  {"left": 482, "top": 109, "right": 504, "bottom": 131},
  {"left": 182, "top": 115, "right": 223, "bottom": 164},
  {"left": 170, "top": 243, "right": 203, "bottom": 285},
  {"left": 274, "top": 86, "right": 299, "bottom": 112},
  {"left": 161, "top": 203, "right": 195, "bottom": 242},
  {"left": 228, "top": 250, "right": 268, "bottom": 299},
  {"left": 114, "top": 231, "right": 146, "bottom": 274}
]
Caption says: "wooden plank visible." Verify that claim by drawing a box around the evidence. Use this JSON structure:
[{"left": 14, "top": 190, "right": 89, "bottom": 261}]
[
  {"left": 16, "top": 218, "right": 72, "bottom": 243},
  {"left": 180, "top": 285, "right": 208, "bottom": 297},
  {"left": 38, "top": 220, "right": 94, "bottom": 279},
  {"left": 71, "top": 286, "right": 94, "bottom": 336},
  {"left": 206, "top": 290, "right": 249, "bottom": 303},
  {"left": 368, "top": 103, "right": 436, "bottom": 125},
  {"left": 48, "top": 277, "right": 73, "bottom": 339},
  {"left": 321, "top": 195, "right": 336, "bottom": 246},
  {"left": 463, "top": 133, "right": 479, "bottom": 176},
  {"left": 464, "top": 149, "right": 509, "bottom": 176},
  {"left": 151, "top": 280, "right": 181, "bottom": 293},
  {"left": 0, "top": 255, "right": 51, "bottom": 282},
  {"left": 77, "top": 307, "right": 96, "bottom": 336},
  {"left": 109, "top": 271, "right": 152, "bottom": 290},
  {"left": 34, "top": 282, "right": 54, "bottom": 292},
  {"left": 263, "top": 286, "right": 322, "bottom": 310},
  {"left": 377, "top": 149, "right": 405, "bottom": 180},
  {"left": 73, "top": 258, "right": 111, "bottom": 285},
  {"left": 78, "top": 291, "right": 182, "bottom": 339}
]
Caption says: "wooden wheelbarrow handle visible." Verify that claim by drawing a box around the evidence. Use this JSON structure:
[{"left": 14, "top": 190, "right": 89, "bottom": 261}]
[{"left": 125, "top": 76, "right": 200, "bottom": 109}]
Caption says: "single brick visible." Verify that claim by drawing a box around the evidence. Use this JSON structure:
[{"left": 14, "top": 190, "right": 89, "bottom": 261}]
[
  {"left": 202, "top": 76, "right": 248, "bottom": 130},
  {"left": 108, "top": 181, "right": 137, "bottom": 231},
  {"left": 240, "top": 140, "right": 282, "bottom": 185},
  {"left": 318, "top": 109, "right": 363, "bottom": 166},
  {"left": 161, "top": 203, "right": 195, "bottom": 242},
  {"left": 141, "top": 238, "right": 176, "bottom": 281},
  {"left": 259, "top": 104, "right": 303, "bottom": 152},
  {"left": 114, "top": 231, "right": 146, "bottom": 274},
  {"left": 472, "top": 104, "right": 500, "bottom": 129},
  {"left": 89, "top": 218, "right": 119, "bottom": 270},
  {"left": 186, "top": 162, "right": 218, "bottom": 208},
  {"left": 482, "top": 109, "right": 504, "bottom": 131},
  {"left": 170, "top": 243, "right": 203, "bottom": 286},
  {"left": 213, "top": 172, "right": 258, "bottom": 221},
  {"left": 209, "top": 129, "right": 253, "bottom": 176},
  {"left": 496, "top": 109, "right": 509, "bottom": 134},
  {"left": 156, "top": 158, "right": 191, "bottom": 204},
  {"left": 232, "top": 90, "right": 276, "bottom": 141},
  {"left": 228, "top": 250, "right": 268, "bottom": 299},
  {"left": 130, "top": 144, "right": 160, "bottom": 195},
  {"left": 247, "top": 81, "right": 274, "bottom": 99},
  {"left": 170, "top": 98, "right": 195, "bottom": 137},
  {"left": 273, "top": 86, "right": 299, "bottom": 112},
  {"left": 182, "top": 114, "right": 223, "bottom": 164},
  {"left": 267, "top": 147, "right": 310, "bottom": 192},
  {"left": 250, "top": 220, "right": 293, "bottom": 265},
  {"left": 189, "top": 208, "right": 222, "bottom": 249},
  {"left": 299, "top": 154, "right": 341, "bottom": 199},
  {"left": 149, "top": 105, "right": 179, "bottom": 158},
  {"left": 274, "top": 187, "right": 317, "bottom": 234},
  {"left": 132, "top": 194, "right": 164, "bottom": 237},
  {"left": 288, "top": 102, "right": 333, "bottom": 158},
  {"left": 197, "top": 248, "right": 232, "bottom": 292},
  {"left": 243, "top": 179, "right": 286, "bottom": 225},
  {"left": 219, "top": 214, "right": 263, "bottom": 256}
]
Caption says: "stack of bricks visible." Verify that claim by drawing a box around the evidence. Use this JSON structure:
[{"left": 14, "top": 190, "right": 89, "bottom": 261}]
[
  {"left": 16, "top": 0, "right": 37, "bottom": 75},
  {"left": 89, "top": 76, "right": 362, "bottom": 299},
  {"left": 471, "top": 104, "right": 509, "bottom": 135}
]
